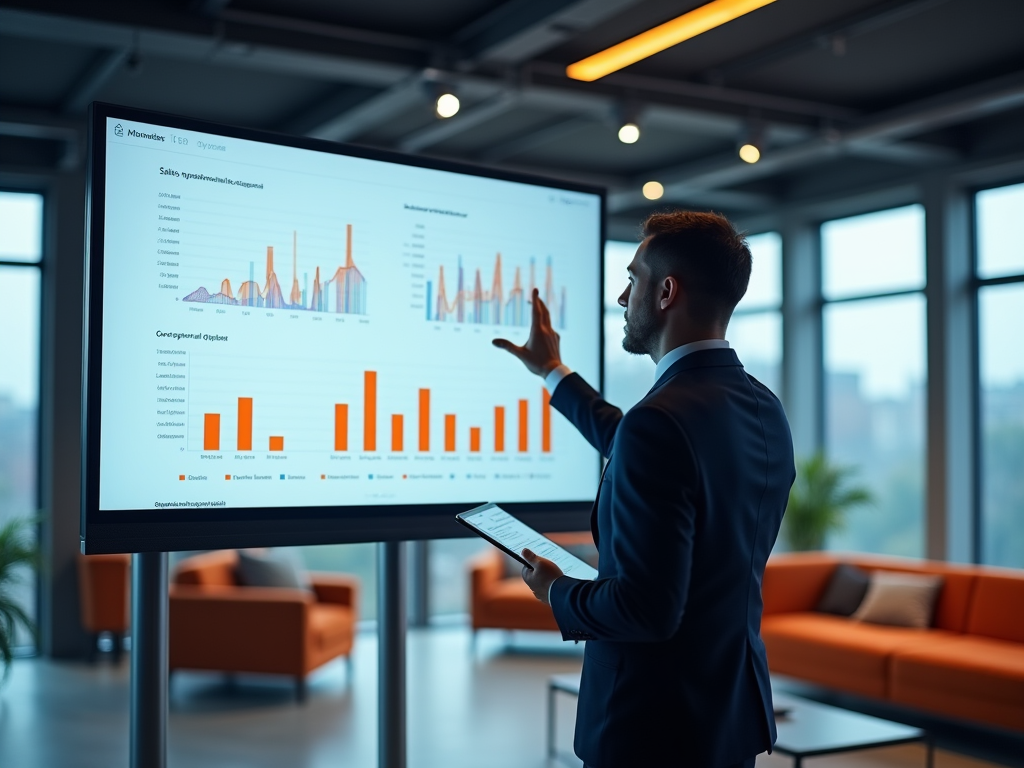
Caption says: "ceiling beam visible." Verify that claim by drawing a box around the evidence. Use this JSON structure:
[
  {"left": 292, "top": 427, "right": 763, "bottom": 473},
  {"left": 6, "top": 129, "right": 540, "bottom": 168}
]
[
  {"left": 478, "top": 114, "right": 597, "bottom": 163},
  {"left": 305, "top": 76, "right": 428, "bottom": 142},
  {"left": 608, "top": 68, "right": 1024, "bottom": 213},
  {"left": 702, "top": 0, "right": 954, "bottom": 83},
  {"left": 61, "top": 48, "right": 129, "bottom": 114},
  {"left": 453, "top": 0, "right": 642, "bottom": 64}
]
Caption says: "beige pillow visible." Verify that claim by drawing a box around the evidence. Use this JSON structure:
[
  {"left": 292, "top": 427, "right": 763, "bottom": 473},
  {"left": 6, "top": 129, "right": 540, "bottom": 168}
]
[{"left": 851, "top": 571, "right": 944, "bottom": 628}]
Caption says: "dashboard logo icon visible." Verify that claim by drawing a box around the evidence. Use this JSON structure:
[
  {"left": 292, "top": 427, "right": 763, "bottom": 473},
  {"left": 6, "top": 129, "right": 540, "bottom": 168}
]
[{"left": 114, "top": 123, "right": 124, "bottom": 137}]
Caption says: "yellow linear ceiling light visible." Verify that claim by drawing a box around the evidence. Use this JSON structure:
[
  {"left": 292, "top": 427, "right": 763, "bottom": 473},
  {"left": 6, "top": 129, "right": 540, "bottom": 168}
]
[{"left": 567, "top": 0, "right": 777, "bottom": 82}]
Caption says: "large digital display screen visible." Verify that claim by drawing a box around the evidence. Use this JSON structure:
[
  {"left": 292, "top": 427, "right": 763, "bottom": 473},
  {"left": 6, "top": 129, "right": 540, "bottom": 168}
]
[{"left": 83, "top": 104, "right": 603, "bottom": 551}]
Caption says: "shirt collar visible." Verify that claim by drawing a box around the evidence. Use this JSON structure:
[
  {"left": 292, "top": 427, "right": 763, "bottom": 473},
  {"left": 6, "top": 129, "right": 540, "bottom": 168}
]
[{"left": 653, "top": 339, "right": 731, "bottom": 385}]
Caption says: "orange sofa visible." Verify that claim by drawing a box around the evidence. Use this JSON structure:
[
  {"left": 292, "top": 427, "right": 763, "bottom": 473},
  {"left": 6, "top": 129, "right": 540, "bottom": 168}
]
[
  {"left": 170, "top": 550, "right": 358, "bottom": 701},
  {"left": 469, "top": 532, "right": 594, "bottom": 637},
  {"left": 77, "top": 553, "right": 131, "bottom": 662},
  {"left": 762, "top": 552, "right": 1024, "bottom": 733}
]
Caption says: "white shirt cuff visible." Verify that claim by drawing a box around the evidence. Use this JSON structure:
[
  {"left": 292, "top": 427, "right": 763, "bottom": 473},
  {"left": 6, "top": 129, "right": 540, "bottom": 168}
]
[{"left": 544, "top": 365, "right": 572, "bottom": 394}]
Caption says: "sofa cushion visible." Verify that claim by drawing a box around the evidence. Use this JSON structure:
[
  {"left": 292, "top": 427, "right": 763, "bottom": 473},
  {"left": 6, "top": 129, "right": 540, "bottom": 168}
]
[
  {"left": 761, "top": 612, "right": 956, "bottom": 699},
  {"left": 763, "top": 553, "right": 839, "bottom": 615},
  {"left": 890, "top": 636, "right": 1024, "bottom": 732},
  {"left": 816, "top": 563, "right": 870, "bottom": 616},
  {"left": 845, "top": 555, "right": 977, "bottom": 633},
  {"left": 173, "top": 550, "right": 239, "bottom": 588},
  {"left": 237, "top": 550, "right": 308, "bottom": 590},
  {"left": 852, "top": 571, "right": 943, "bottom": 628},
  {"left": 965, "top": 571, "right": 1024, "bottom": 644}
]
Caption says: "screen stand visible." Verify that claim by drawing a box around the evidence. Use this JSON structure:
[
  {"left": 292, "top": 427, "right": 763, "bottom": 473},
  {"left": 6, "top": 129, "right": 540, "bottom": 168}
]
[
  {"left": 130, "top": 551, "right": 169, "bottom": 768},
  {"left": 378, "top": 540, "right": 407, "bottom": 768}
]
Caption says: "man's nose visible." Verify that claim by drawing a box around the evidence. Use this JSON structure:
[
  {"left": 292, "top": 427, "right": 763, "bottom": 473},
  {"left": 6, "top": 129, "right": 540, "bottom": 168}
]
[{"left": 618, "top": 286, "right": 629, "bottom": 307}]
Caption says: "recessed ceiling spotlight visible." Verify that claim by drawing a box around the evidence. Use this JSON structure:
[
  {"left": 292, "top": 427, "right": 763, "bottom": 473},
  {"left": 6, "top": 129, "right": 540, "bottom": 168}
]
[
  {"left": 642, "top": 181, "right": 664, "bottom": 200},
  {"left": 618, "top": 122, "right": 640, "bottom": 144},
  {"left": 738, "top": 143, "right": 760, "bottom": 163},
  {"left": 436, "top": 92, "right": 461, "bottom": 119}
]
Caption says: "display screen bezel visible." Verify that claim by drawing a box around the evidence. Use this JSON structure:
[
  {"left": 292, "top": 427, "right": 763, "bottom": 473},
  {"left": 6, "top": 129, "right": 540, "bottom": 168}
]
[{"left": 81, "top": 102, "right": 605, "bottom": 553}]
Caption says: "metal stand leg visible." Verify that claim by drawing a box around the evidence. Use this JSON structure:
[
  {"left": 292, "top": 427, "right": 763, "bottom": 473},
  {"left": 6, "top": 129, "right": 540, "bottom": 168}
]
[
  {"left": 378, "top": 541, "right": 407, "bottom": 768},
  {"left": 925, "top": 736, "right": 934, "bottom": 768},
  {"left": 130, "top": 552, "right": 168, "bottom": 768},
  {"left": 547, "top": 683, "right": 556, "bottom": 758}
]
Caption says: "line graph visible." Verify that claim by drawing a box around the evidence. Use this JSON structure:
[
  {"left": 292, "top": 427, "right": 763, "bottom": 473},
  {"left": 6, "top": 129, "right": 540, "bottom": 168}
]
[
  {"left": 183, "top": 223, "right": 367, "bottom": 314},
  {"left": 425, "top": 253, "right": 566, "bottom": 328}
]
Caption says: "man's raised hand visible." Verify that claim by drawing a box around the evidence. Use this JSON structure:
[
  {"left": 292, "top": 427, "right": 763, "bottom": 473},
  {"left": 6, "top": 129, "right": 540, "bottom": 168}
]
[{"left": 492, "top": 288, "right": 563, "bottom": 377}]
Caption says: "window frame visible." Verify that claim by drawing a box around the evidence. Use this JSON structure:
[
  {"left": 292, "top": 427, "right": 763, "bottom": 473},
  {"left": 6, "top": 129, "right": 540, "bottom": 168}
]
[
  {"left": 818, "top": 203, "right": 929, "bottom": 557},
  {"left": 0, "top": 185, "right": 47, "bottom": 653},
  {"left": 970, "top": 179, "right": 1024, "bottom": 566}
]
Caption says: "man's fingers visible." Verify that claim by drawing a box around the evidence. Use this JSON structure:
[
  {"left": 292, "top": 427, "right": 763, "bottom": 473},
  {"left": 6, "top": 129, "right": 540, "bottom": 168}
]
[
  {"left": 522, "top": 548, "right": 536, "bottom": 562},
  {"left": 492, "top": 338, "right": 525, "bottom": 358}
]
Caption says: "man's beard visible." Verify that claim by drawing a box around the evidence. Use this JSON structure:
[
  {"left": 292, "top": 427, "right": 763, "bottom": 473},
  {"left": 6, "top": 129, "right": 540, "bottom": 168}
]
[{"left": 621, "top": 292, "right": 660, "bottom": 356}]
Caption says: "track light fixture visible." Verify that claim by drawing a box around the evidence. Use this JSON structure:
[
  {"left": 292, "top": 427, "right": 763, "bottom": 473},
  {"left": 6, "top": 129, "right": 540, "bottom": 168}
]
[
  {"left": 737, "top": 123, "right": 764, "bottom": 164},
  {"left": 435, "top": 92, "right": 460, "bottom": 118},
  {"left": 618, "top": 122, "right": 640, "bottom": 144}
]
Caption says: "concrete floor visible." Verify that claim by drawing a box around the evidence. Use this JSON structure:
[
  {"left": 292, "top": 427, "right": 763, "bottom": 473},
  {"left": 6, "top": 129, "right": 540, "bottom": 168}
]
[{"left": 0, "top": 626, "right": 1006, "bottom": 768}]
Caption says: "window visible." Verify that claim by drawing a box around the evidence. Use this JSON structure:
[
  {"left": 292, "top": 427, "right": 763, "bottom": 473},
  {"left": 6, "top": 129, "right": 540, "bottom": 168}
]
[
  {"left": 976, "top": 182, "right": 1024, "bottom": 568},
  {"left": 603, "top": 233, "right": 783, "bottom": 408},
  {"left": 822, "top": 205, "right": 926, "bottom": 557},
  {"left": 0, "top": 191, "right": 44, "bottom": 646}
]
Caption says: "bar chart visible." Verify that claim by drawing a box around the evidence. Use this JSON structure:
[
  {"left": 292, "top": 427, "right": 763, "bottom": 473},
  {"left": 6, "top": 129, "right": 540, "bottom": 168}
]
[{"left": 195, "top": 362, "right": 553, "bottom": 457}]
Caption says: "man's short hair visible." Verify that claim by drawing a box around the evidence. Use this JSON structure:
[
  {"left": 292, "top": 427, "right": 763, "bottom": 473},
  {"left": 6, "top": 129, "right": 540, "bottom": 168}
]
[{"left": 640, "top": 210, "right": 751, "bottom": 326}]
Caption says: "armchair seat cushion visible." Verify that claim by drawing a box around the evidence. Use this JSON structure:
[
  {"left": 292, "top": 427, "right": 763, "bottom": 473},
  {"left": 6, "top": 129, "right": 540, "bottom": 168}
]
[
  {"left": 761, "top": 613, "right": 957, "bottom": 698},
  {"left": 476, "top": 579, "right": 558, "bottom": 630},
  {"left": 890, "top": 636, "right": 1024, "bottom": 731},
  {"left": 309, "top": 604, "right": 353, "bottom": 651}
]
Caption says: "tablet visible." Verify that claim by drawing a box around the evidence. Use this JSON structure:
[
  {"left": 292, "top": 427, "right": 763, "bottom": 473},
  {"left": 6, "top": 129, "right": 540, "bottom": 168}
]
[{"left": 456, "top": 503, "right": 599, "bottom": 581}]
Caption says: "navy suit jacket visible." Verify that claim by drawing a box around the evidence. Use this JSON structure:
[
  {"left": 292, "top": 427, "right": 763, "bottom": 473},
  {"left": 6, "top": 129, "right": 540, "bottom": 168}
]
[{"left": 548, "top": 348, "right": 795, "bottom": 768}]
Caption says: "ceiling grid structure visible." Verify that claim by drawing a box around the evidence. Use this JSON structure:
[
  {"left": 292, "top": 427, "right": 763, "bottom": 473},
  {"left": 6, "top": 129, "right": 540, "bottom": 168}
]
[{"left": 1, "top": 0, "right": 1023, "bottom": 227}]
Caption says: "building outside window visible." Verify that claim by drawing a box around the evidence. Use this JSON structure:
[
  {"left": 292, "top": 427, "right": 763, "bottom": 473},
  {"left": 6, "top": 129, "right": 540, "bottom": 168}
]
[
  {"left": 822, "top": 205, "right": 927, "bottom": 557},
  {"left": 976, "top": 181, "right": 1024, "bottom": 568},
  {"left": 0, "top": 190, "right": 44, "bottom": 647}
]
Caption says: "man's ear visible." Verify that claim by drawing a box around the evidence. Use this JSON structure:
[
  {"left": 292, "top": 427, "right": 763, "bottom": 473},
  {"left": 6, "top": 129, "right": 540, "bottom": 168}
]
[{"left": 660, "top": 275, "right": 680, "bottom": 310}]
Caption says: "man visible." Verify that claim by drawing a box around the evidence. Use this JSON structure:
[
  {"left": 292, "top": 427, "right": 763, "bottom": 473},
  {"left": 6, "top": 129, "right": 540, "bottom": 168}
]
[{"left": 493, "top": 211, "right": 795, "bottom": 768}]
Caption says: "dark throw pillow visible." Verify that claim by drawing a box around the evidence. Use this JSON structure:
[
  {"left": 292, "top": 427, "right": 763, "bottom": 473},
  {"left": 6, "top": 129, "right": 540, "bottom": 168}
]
[
  {"left": 236, "top": 550, "right": 307, "bottom": 589},
  {"left": 815, "top": 563, "right": 871, "bottom": 616}
]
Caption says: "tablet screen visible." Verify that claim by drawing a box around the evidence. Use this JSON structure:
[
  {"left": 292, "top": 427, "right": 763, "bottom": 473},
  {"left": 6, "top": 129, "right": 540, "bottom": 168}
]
[{"left": 459, "top": 503, "right": 598, "bottom": 580}]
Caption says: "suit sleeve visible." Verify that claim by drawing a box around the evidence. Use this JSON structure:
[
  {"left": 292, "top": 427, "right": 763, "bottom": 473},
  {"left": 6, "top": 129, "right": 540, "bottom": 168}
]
[
  {"left": 549, "top": 372, "right": 623, "bottom": 459},
  {"left": 549, "top": 403, "right": 698, "bottom": 642}
]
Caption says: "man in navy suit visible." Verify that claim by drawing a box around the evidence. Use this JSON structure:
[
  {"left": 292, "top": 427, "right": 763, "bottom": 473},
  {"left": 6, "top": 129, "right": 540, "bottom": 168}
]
[{"left": 493, "top": 211, "right": 794, "bottom": 768}]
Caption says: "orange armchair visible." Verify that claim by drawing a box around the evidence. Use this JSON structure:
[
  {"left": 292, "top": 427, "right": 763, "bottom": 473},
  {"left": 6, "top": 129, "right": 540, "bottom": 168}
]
[
  {"left": 169, "top": 550, "right": 358, "bottom": 702},
  {"left": 469, "top": 532, "right": 595, "bottom": 643},
  {"left": 77, "top": 553, "right": 131, "bottom": 662}
]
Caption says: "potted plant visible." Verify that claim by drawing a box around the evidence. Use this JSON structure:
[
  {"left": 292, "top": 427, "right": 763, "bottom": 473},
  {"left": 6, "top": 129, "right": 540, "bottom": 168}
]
[
  {"left": 0, "top": 516, "right": 39, "bottom": 682},
  {"left": 782, "top": 452, "right": 873, "bottom": 551}
]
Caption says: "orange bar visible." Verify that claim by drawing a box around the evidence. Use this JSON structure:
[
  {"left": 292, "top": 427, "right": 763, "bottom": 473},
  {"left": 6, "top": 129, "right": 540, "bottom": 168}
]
[
  {"left": 518, "top": 399, "right": 528, "bottom": 452},
  {"left": 494, "top": 406, "right": 505, "bottom": 452},
  {"left": 204, "top": 413, "right": 220, "bottom": 451},
  {"left": 542, "top": 387, "right": 552, "bottom": 453},
  {"left": 269, "top": 436, "right": 284, "bottom": 451},
  {"left": 418, "top": 388, "right": 430, "bottom": 451},
  {"left": 392, "top": 414, "right": 404, "bottom": 452},
  {"left": 237, "top": 397, "right": 252, "bottom": 451},
  {"left": 445, "top": 414, "right": 456, "bottom": 452},
  {"left": 469, "top": 427, "right": 481, "bottom": 452},
  {"left": 334, "top": 403, "right": 349, "bottom": 451},
  {"left": 364, "top": 370, "right": 377, "bottom": 451}
]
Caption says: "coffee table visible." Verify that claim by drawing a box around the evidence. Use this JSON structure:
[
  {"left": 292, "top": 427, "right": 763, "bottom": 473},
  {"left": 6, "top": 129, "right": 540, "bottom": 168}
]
[
  {"left": 545, "top": 676, "right": 933, "bottom": 768},
  {"left": 773, "top": 691, "right": 932, "bottom": 768}
]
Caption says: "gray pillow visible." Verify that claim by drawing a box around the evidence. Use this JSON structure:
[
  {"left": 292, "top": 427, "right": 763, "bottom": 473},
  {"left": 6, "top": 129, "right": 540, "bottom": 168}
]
[
  {"left": 236, "top": 550, "right": 307, "bottom": 589},
  {"left": 816, "top": 563, "right": 871, "bottom": 616}
]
